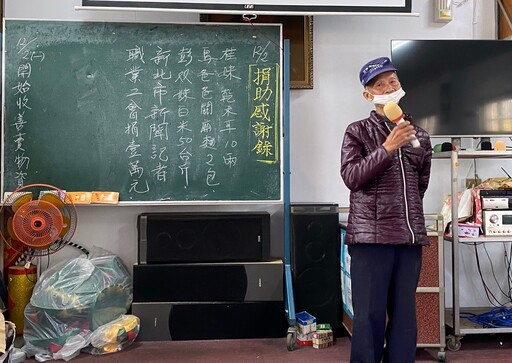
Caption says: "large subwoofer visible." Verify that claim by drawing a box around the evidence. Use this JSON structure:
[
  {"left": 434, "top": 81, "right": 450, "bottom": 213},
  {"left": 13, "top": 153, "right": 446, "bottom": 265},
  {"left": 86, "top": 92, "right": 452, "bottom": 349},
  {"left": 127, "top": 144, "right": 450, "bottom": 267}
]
[
  {"left": 138, "top": 212, "right": 270, "bottom": 264},
  {"left": 291, "top": 203, "right": 342, "bottom": 335}
]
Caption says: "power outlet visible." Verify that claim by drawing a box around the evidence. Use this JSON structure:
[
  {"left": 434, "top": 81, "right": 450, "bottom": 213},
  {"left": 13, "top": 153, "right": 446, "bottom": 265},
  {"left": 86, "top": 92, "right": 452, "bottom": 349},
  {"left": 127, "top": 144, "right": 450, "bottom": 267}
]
[{"left": 465, "top": 178, "right": 481, "bottom": 189}]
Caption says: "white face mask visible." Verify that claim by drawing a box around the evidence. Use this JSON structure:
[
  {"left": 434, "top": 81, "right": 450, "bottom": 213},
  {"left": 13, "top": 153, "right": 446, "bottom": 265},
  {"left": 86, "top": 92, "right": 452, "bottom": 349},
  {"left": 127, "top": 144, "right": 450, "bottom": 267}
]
[{"left": 368, "top": 88, "right": 406, "bottom": 106}]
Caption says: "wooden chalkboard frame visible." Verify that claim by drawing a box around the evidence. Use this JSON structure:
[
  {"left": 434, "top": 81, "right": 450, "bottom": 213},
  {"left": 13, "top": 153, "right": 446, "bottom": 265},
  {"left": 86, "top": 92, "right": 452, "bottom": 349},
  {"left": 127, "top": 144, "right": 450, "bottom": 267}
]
[
  {"left": 2, "top": 19, "right": 283, "bottom": 205},
  {"left": 200, "top": 15, "right": 313, "bottom": 89}
]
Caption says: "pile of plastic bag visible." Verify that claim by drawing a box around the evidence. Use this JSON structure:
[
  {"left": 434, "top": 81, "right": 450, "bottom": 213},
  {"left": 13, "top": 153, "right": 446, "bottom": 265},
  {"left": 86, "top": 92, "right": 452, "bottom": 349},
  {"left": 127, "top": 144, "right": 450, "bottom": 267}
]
[{"left": 21, "top": 247, "right": 137, "bottom": 361}]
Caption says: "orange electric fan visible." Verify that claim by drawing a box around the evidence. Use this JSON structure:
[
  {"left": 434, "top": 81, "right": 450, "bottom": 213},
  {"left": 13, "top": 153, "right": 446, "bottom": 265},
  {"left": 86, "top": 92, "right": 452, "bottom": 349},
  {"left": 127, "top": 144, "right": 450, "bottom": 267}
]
[{"left": 0, "top": 184, "right": 78, "bottom": 257}]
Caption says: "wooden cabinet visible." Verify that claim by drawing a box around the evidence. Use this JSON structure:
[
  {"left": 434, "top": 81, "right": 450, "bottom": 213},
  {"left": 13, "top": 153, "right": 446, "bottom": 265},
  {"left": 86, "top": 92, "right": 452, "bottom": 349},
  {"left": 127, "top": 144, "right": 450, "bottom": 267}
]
[
  {"left": 417, "top": 215, "right": 446, "bottom": 360},
  {"left": 499, "top": 0, "right": 512, "bottom": 39}
]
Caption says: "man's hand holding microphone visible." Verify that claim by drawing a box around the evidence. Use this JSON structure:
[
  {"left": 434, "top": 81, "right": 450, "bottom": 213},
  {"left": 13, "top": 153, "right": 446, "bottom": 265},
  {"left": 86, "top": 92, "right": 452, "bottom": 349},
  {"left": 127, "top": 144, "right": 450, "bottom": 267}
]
[{"left": 382, "top": 101, "right": 420, "bottom": 154}]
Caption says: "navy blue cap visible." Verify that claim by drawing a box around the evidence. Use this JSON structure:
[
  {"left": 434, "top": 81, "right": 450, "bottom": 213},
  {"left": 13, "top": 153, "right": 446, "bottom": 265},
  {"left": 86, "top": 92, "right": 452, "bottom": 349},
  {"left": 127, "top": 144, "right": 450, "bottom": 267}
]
[{"left": 359, "top": 57, "right": 397, "bottom": 86}]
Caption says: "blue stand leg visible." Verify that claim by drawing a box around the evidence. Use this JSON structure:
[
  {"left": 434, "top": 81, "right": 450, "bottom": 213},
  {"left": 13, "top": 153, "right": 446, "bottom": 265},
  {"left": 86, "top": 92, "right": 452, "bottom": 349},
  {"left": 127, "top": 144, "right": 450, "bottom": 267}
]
[{"left": 282, "top": 39, "right": 296, "bottom": 351}]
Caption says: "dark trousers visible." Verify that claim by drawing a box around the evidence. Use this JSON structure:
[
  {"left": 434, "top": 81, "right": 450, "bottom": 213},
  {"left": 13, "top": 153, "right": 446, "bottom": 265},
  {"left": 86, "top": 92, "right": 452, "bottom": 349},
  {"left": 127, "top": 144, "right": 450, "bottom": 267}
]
[{"left": 348, "top": 244, "right": 422, "bottom": 363}]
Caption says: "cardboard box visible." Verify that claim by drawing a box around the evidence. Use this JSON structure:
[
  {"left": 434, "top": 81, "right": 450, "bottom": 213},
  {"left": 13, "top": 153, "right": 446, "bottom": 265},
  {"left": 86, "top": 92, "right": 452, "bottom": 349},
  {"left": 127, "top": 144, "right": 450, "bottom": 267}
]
[
  {"left": 312, "top": 329, "right": 333, "bottom": 345},
  {"left": 296, "top": 331, "right": 313, "bottom": 346},
  {"left": 313, "top": 341, "right": 334, "bottom": 349},
  {"left": 316, "top": 323, "right": 331, "bottom": 330},
  {"left": 296, "top": 311, "right": 316, "bottom": 334},
  {"left": 448, "top": 222, "right": 481, "bottom": 238}
]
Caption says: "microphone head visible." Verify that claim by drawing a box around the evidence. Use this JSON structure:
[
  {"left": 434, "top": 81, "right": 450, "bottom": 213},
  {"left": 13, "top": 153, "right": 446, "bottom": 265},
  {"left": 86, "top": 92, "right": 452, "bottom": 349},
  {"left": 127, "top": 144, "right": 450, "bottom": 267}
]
[{"left": 383, "top": 102, "right": 403, "bottom": 124}]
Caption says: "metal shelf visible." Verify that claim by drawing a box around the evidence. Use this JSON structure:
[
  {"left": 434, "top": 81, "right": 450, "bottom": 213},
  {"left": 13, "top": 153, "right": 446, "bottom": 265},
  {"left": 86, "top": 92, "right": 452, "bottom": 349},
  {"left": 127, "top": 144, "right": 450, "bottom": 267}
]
[
  {"left": 446, "top": 308, "right": 512, "bottom": 335},
  {"left": 444, "top": 236, "right": 512, "bottom": 243},
  {"left": 433, "top": 150, "right": 512, "bottom": 159},
  {"left": 440, "top": 139, "right": 512, "bottom": 351}
]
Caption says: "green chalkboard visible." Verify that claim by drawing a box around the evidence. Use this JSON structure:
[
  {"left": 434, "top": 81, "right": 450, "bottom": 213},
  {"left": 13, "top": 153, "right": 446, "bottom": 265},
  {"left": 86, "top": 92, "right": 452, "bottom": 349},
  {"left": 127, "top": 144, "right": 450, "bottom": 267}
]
[{"left": 2, "top": 20, "right": 282, "bottom": 202}]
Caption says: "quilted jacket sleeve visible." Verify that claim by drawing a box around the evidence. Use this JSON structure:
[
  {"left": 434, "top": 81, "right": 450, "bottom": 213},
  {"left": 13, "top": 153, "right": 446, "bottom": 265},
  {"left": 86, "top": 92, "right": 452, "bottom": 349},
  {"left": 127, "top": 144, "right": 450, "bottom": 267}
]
[{"left": 340, "top": 121, "right": 393, "bottom": 192}]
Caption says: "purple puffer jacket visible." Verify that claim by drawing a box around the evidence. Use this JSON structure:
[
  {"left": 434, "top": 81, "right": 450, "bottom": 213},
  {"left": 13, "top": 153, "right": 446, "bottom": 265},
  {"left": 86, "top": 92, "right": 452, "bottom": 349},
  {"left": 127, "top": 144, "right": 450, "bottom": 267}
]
[{"left": 340, "top": 110, "right": 432, "bottom": 246}]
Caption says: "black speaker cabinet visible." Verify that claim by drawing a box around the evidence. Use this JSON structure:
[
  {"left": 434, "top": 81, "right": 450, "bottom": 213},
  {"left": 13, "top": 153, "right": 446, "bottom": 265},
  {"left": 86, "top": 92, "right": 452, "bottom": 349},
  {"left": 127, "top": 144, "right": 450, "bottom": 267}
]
[
  {"left": 132, "top": 301, "right": 287, "bottom": 341},
  {"left": 291, "top": 203, "right": 342, "bottom": 335},
  {"left": 133, "top": 259, "right": 283, "bottom": 302},
  {"left": 138, "top": 212, "right": 270, "bottom": 264}
]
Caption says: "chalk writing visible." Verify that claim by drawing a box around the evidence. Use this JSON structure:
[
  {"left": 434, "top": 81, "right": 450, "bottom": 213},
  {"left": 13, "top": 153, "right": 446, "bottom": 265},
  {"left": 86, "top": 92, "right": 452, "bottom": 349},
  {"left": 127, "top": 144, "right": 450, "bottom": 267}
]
[
  {"left": 4, "top": 21, "right": 282, "bottom": 201},
  {"left": 249, "top": 55, "right": 279, "bottom": 164},
  {"left": 10, "top": 36, "right": 46, "bottom": 187}
]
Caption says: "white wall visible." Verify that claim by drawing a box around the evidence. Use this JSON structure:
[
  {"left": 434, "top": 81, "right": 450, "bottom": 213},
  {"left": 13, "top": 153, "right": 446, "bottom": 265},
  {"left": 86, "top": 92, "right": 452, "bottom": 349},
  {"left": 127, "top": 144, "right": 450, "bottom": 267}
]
[
  {"left": 4, "top": 0, "right": 509, "bottom": 308},
  {"left": 290, "top": 0, "right": 497, "bottom": 212},
  {"left": 2, "top": 0, "right": 287, "bottom": 268}
]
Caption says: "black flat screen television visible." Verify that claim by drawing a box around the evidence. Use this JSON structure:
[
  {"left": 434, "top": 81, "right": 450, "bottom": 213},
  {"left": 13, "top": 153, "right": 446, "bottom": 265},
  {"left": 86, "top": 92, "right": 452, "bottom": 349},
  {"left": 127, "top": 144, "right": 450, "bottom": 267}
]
[{"left": 391, "top": 40, "right": 512, "bottom": 137}]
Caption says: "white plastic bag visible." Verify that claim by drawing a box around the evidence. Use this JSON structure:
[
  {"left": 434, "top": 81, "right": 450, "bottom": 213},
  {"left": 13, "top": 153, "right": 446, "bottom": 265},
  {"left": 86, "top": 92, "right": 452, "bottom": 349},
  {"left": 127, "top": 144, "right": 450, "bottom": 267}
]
[
  {"left": 52, "top": 332, "right": 92, "bottom": 361},
  {"left": 440, "top": 188, "right": 473, "bottom": 228},
  {"left": 0, "top": 320, "right": 15, "bottom": 363},
  {"left": 22, "top": 247, "right": 132, "bottom": 360},
  {"left": 87, "top": 315, "right": 140, "bottom": 355}
]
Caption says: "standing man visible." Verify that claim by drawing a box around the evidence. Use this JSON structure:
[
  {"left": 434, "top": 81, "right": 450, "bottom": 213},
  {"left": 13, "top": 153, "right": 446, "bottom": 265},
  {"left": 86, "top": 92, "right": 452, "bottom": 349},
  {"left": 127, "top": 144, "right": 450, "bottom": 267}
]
[{"left": 340, "top": 56, "right": 432, "bottom": 363}]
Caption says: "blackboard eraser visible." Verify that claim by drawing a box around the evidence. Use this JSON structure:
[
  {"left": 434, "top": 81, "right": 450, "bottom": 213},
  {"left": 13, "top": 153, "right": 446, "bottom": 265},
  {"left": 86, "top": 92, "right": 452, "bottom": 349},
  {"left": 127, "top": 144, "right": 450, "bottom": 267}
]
[
  {"left": 66, "top": 192, "right": 92, "bottom": 204},
  {"left": 91, "top": 192, "right": 119, "bottom": 204}
]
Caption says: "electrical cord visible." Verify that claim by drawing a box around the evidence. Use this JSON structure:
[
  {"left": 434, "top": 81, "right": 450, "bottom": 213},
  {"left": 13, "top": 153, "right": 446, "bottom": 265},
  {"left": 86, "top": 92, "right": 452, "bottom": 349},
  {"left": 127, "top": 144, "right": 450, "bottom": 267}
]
[
  {"left": 504, "top": 243, "right": 512, "bottom": 299},
  {"left": 461, "top": 307, "right": 512, "bottom": 328},
  {"left": 482, "top": 242, "right": 512, "bottom": 302},
  {"left": 14, "top": 240, "right": 90, "bottom": 269},
  {"left": 473, "top": 242, "right": 503, "bottom": 306},
  {"left": 463, "top": 241, "right": 512, "bottom": 312}
]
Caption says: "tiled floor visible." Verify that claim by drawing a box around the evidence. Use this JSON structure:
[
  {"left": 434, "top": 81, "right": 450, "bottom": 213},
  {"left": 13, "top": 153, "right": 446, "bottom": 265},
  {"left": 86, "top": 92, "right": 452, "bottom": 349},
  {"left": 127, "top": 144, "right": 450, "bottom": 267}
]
[{"left": 21, "top": 333, "right": 512, "bottom": 362}]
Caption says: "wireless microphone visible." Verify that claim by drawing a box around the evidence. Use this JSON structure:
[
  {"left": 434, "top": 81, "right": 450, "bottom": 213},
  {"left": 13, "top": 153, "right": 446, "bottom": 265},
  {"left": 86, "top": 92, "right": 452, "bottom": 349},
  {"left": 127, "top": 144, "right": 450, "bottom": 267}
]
[{"left": 383, "top": 102, "right": 421, "bottom": 148}]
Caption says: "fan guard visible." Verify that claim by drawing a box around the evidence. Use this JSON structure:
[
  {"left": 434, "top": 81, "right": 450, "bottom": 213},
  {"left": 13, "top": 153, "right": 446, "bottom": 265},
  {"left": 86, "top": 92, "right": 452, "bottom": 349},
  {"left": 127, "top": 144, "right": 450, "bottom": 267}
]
[{"left": 0, "top": 184, "right": 78, "bottom": 257}]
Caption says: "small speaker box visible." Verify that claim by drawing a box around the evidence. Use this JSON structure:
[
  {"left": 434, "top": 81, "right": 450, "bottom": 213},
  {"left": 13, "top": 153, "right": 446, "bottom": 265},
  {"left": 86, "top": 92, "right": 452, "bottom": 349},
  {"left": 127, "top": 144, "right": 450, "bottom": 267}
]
[
  {"left": 132, "top": 301, "right": 287, "bottom": 341},
  {"left": 138, "top": 212, "right": 271, "bottom": 264},
  {"left": 133, "top": 259, "right": 283, "bottom": 302}
]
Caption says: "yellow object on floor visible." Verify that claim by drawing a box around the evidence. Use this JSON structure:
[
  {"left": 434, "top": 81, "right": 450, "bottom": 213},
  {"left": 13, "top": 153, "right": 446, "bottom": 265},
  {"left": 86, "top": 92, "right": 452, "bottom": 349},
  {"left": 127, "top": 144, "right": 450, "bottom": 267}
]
[{"left": 7, "top": 265, "right": 37, "bottom": 334}]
